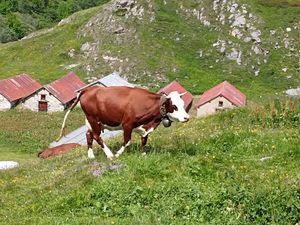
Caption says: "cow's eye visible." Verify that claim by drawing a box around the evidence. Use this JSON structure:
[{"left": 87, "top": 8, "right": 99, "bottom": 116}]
[{"left": 173, "top": 105, "right": 178, "bottom": 111}]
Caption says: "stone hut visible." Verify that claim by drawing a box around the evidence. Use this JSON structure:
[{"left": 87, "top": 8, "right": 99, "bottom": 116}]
[{"left": 196, "top": 81, "right": 246, "bottom": 117}]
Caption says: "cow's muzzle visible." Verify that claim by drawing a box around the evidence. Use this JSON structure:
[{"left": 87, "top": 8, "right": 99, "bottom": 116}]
[{"left": 183, "top": 117, "right": 189, "bottom": 122}]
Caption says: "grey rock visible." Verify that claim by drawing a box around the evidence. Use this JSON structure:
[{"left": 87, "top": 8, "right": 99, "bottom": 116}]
[
  {"left": 286, "top": 87, "right": 300, "bottom": 97},
  {"left": 250, "top": 30, "right": 261, "bottom": 43}
]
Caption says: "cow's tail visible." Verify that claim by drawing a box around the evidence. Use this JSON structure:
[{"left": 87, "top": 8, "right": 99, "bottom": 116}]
[
  {"left": 56, "top": 91, "right": 83, "bottom": 141},
  {"left": 37, "top": 151, "right": 43, "bottom": 158}
]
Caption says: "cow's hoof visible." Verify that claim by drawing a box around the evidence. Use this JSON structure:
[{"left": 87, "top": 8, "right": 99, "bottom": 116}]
[
  {"left": 108, "top": 155, "right": 115, "bottom": 161},
  {"left": 115, "top": 153, "right": 120, "bottom": 158},
  {"left": 88, "top": 148, "right": 95, "bottom": 159},
  {"left": 88, "top": 155, "right": 95, "bottom": 160},
  {"left": 142, "top": 152, "right": 147, "bottom": 156}
]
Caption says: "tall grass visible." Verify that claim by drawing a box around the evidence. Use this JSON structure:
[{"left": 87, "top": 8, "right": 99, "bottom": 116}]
[{"left": 249, "top": 97, "right": 300, "bottom": 128}]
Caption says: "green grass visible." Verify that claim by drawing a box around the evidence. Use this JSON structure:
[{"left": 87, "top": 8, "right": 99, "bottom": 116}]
[
  {"left": 0, "top": 7, "right": 99, "bottom": 84},
  {"left": 0, "top": 1, "right": 300, "bottom": 222},
  {"left": 256, "top": 0, "right": 300, "bottom": 7},
  {"left": 0, "top": 108, "right": 85, "bottom": 155},
  {"left": 0, "top": 98, "right": 299, "bottom": 224}
]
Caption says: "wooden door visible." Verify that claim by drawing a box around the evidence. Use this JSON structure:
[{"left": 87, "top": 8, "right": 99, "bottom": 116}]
[{"left": 38, "top": 101, "right": 48, "bottom": 112}]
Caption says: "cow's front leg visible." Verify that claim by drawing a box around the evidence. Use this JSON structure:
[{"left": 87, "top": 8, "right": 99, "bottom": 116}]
[
  {"left": 95, "top": 135, "right": 114, "bottom": 160},
  {"left": 140, "top": 135, "right": 149, "bottom": 156},
  {"left": 141, "top": 135, "right": 148, "bottom": 147},
  {"left": 115, "top": 125, "right": 132, "bottom": 158}
]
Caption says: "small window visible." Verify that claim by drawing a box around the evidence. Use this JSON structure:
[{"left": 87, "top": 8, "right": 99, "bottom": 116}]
[
  {"left": 218, "top": 101, "right": 223, "bottom": 107},
  {"left": 40, "top": 94, "right": 46, "bottom": 100}
]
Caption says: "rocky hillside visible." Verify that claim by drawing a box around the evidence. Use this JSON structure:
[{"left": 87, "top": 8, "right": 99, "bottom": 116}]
[
  {"left": 59, "top": 0, "right": 300, "bottom": 94},
  {"left": 0, "top": 0, "right": 299, "bottom": 97}
]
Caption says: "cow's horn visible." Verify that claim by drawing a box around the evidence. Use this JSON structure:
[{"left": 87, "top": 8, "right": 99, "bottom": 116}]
[{"left": 179, "top": 92, "right": 187, "bottom": 97}]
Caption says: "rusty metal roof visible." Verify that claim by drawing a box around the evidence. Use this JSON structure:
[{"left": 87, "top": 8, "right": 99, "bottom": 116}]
[
  {"left": 196, "top": 81, "right": 246, "bottom": 107},
  {"left": 45, "top": 72, "right": 86, "bottom": 104},
  {"left": 158, "top": 81, "right": 194, "bottom": 111},
  {"left": 0, "top": 74, "right": 43, "bottom": 102}
]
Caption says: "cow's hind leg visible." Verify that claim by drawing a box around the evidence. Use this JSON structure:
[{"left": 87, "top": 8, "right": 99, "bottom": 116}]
[
  {"left": 86, "top": 117, "right": 114, "bottom": 160},
  {"left": 115, "top": 125, "right": 133, "bottom": 158},
  {"left": 86, "top": 129, "right": 95, "bottom": 159}
]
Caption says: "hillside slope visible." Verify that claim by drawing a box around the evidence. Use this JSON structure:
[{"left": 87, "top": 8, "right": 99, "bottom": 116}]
[
  {"left": 0, "top": 0, "right": 110, "bottom": 43},
  {"left": 0, "top": 0, "right": 299, "bottom": 97}
]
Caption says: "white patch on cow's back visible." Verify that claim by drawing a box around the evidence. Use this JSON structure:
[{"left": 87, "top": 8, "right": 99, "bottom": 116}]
[{"left": 134, "top": 126, "right": 154, "bottom": 137}]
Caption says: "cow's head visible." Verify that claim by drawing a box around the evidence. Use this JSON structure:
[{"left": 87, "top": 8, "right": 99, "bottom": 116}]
[{"left": 162, "top": 91, "right": 190, "bottom": 123}]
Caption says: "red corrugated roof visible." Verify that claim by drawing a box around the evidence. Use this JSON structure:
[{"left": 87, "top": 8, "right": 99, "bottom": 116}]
[
  {"left": 45, "top": 72, "right": 86, "bottom": 104},
  {"left": 158, "top": 81, "right": 193, "bottom": 111},
  {"left": 196, "top": 81, "right": 246, "bottom": 107},
  {"left": 0, "top": 74, "right": 43, "bottom": 102}
]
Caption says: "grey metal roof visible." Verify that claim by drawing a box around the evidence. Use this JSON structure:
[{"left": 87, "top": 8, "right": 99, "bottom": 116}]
[
  {"left": 98, "top": 72, "right": 134, "bottom": 87},
  {"left": 50, "top": 125, "right": 122, "bottom": 147},
  {"left": 77, "top": 72, "right": 134, "bottom": 91}
]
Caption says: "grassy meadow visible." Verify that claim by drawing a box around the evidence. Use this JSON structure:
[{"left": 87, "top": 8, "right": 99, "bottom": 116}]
[
  {"left": 0, "top": 98, "right": 299, "bottom": 224},
  {"left": 0, "top": 7, "right": 99, "bottom": 84},
  {"left": 0, "top": 0, "right": 300, "bottom": 224}
]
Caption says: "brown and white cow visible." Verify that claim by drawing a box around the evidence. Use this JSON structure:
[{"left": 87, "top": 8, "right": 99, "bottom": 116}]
[{"left": 57, "top": 86, "right": 189, "bottom": 159}]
